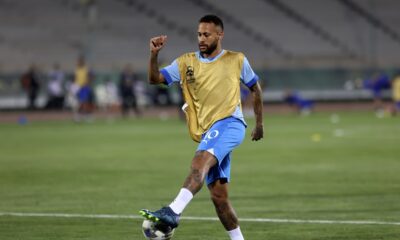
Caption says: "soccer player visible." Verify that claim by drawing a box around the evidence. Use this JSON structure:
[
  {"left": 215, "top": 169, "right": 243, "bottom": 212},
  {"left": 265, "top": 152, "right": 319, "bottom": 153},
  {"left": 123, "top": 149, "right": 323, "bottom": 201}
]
[
  {"left": 140, "top": 15, "right": 264, "bottom": 240},
  {"left": 362, "top": 72, "right": 391, "bottom": 114},
  {"left": 283, "top": 90, "right": 314, "bottom": 115},
  {"left": 390, "top": 72, "right": 400, "bottom": 116}
]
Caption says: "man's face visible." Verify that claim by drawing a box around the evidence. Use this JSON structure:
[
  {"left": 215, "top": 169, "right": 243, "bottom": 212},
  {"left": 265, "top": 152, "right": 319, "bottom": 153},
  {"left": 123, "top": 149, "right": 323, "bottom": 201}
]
[{"left": 197, "top": 22, "right": 223, "bottom": 55}]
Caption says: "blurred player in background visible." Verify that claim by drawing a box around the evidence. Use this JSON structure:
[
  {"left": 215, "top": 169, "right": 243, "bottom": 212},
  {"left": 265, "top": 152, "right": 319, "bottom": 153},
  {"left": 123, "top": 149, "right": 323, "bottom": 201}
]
[
  {"left": 74, "top": 56, "right": 95, "bottom": 121},
  {"left": 45, "top": 63, "right": 65, "bottom": 110},
  {"left": 283, "top": 90, "right": 314, "bottom": 115},
  {"left": 119, "top": 64, "right": 142, "bottom": 117},
  {"left": 361, "top": 72, "right": 391, "bottom": 115},
  {"left": 390, "top": 72, "right": 400, "bottom": 116},
  {"left": 95, "top": 77, "right": 119, "bottom": 118},
  {"left": 20, "top": 64, "right": 41, "bottom": 110},
  {"left": 139, "top": 15, "right": 264, "bottom": 240}
]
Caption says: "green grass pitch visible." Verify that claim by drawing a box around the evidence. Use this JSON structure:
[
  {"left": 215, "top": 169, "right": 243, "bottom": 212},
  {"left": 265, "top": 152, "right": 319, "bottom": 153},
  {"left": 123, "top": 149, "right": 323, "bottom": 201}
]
[{"left": 0, "top": 112, "right": 399, "bottom": 239}]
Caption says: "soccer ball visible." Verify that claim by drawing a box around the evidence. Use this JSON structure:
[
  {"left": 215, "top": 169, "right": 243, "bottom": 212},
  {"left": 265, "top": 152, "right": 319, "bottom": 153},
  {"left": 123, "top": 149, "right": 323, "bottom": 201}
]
[{"left": 142, "top": 219, "right": 175, "bottom": 240}]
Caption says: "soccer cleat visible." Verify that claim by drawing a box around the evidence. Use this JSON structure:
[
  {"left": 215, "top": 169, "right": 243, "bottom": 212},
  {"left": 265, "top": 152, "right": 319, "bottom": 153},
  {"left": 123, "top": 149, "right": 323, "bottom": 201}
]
[{"left": 139, "top": 207, "right": 180, "bottom": 229}]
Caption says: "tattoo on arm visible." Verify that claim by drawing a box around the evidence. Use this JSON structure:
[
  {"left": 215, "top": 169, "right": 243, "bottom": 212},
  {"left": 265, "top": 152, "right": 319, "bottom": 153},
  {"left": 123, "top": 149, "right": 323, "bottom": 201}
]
[{"left": 250, "top": 82, "right": 263, "bottom": 126}]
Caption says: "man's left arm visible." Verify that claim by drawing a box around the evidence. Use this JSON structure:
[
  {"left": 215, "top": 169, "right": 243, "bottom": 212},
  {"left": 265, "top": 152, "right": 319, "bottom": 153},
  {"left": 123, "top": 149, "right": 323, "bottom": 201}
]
[{"left": 249, "top": 82, "right": 264, "bottom": 141}]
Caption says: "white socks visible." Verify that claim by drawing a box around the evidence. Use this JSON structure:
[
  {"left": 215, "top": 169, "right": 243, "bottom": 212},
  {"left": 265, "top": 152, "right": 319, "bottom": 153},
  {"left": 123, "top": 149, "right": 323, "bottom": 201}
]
[
  {"left": 228, "top": 227, "right": 244, "bottom": 240},
  {"left": 169, "top": 188, "right": 193, "bottom": 215}
]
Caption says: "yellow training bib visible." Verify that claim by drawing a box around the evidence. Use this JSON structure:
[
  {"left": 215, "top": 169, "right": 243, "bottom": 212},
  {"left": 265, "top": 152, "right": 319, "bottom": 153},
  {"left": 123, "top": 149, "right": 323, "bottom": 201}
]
[{"left": 177, "top": 51, "right": 244, "bottom": 142}]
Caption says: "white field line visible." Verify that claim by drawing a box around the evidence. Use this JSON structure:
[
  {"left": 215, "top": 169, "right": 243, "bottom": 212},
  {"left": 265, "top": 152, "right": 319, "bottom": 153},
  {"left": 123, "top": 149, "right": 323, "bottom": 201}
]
[{"left": 1, "top": 212, "right": 400, "bottom": 226}]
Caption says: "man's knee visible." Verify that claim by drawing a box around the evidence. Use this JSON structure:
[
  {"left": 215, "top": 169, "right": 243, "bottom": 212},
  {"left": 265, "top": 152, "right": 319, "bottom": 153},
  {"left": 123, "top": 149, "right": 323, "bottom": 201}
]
[
  {"left": 210, "top": 188, "right": 229, "bottom": 207},
  {"left": 191, "top": 150, "right": 217, "bottom": 171}
]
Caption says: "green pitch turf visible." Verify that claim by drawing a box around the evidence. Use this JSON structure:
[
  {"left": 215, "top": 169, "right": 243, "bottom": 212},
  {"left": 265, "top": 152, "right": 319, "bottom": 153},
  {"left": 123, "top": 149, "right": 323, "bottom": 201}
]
[{"left": 0, "top": 112, "right": 399, "bottom": 239}]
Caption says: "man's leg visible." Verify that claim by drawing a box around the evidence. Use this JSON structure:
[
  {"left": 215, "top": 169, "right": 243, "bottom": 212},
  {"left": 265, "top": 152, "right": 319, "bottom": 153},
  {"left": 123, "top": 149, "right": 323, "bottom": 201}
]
[
  {"left": 208, "top": 179, "right": 244, "bottom": 240},
  {"left": 167, "top": 150, "right": 217, "bottom": 215},
  {"left": 182, "top": 150, "right": 217, "bottom": 194},
  {"left": 140, "top": 117, "right": 245, "bottom": 229},
  {"left": 140, "top": 150, "right": 217, "bottom": 228}
]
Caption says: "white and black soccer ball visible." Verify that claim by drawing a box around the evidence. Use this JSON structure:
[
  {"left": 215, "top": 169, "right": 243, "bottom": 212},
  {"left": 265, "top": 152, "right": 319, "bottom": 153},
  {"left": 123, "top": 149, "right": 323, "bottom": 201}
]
[{"left": 142, "top": 219, "right": 175, "bottom": 240}]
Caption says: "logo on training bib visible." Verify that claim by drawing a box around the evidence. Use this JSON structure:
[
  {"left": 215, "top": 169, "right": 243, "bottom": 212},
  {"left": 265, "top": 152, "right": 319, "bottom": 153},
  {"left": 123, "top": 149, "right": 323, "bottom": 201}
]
[
  {"left": 202, "top": 130, "right": 219, "bottom": 144},
  {"left": 186, "top": 66, "right": 195, "bottom": 84}
]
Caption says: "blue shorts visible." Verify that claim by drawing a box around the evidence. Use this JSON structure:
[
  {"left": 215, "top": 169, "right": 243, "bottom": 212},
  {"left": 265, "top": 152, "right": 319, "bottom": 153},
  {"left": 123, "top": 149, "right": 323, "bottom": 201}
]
[
  {"left": 299, "top": 99, "right": 313, "bottom": 109},
  {"left": 197, "top": 117, "right": 246, "bottom": 185},
  {"left": 77, "top": 86, "right": 93, "bottom": 103},
  {"left": 396, "top": 101, "right": 400, "bottom": 110}
]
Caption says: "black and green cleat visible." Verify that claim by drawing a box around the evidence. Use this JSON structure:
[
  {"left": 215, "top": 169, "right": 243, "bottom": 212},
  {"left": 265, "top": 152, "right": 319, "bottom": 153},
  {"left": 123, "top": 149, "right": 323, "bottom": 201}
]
[
  {"left": 139, "top": 209, "right": 160, "bottom": 223},
  {"left": 139, "top": 207, "right": 180, "bottom": 229}
]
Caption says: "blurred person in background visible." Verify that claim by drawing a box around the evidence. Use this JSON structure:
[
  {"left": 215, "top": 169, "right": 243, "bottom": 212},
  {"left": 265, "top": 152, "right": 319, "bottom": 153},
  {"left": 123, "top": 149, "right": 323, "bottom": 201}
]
[
  {"left": 283, "top": 90, "right": 314, "bottom": 116},
  {"left": 119, "top": 64, "right": 141, "bottom": 117},
  {"left": 66, "top": 78, "right": 80, "bottom": 117},
  {"left": 95, "top": 77, "right": 119, "bottom": 118},
  {"left": 152, "top": 60, "right": 173, "bottom": 107},
  {"left": 361, "top": 72, "right": 391, "bottom": 115},
  {"left": 20, "top": 64, "right": 41, "bottom": 110},
  {"left": 134, "top": 79, "right": 149, "bottom": 109},
  {"left": 390, "top": 72, "right": 400, "bottom": 116},
  {"left": 45, "top": 63, "right": 65, "bottom": 110},
  {"left": 152, "top": 82, "right": 173, "bottom": 106},
  {"left": 74, "top": 56, "right": 95, "bottom": 122}
]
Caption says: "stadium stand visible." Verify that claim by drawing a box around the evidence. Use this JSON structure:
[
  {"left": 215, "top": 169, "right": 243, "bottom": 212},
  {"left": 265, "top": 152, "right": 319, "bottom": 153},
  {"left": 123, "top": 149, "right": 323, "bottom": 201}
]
[
  {"left": 262, "top": 0, "right": 359, "bottom": 59},
  {"left": 283, "top": 0, "right": 400, "bottom": 67},
  {"left": 0, "top": 0, "right": 399, "bottom": 108},
  {"left": 338, "top": 0, "right": 400, "bottom": 45}
]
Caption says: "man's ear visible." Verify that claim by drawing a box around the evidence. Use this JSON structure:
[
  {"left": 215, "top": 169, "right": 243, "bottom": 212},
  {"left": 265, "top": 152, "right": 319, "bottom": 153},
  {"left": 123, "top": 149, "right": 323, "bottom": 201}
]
[{"left": 218, "top": 31, "right": 224, "bottom": 40}]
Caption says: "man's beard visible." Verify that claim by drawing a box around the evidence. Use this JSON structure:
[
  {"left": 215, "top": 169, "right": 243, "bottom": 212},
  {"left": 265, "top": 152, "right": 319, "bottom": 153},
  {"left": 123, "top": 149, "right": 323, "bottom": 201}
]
[{"left": 199, "top": 40, "right": 218, "bottom": 56}]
